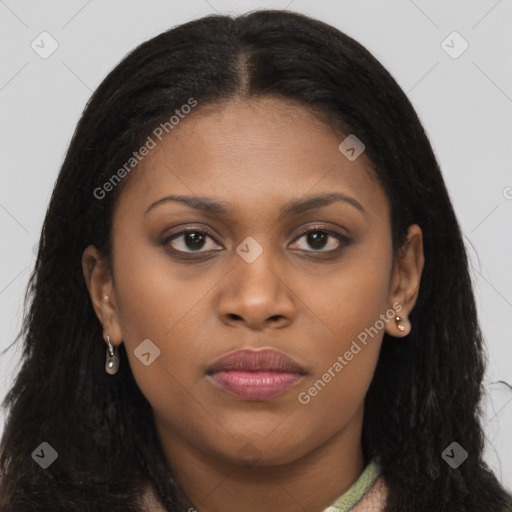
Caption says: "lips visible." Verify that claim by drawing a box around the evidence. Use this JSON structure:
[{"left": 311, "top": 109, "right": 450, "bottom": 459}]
[
  {"left": 207, "top": 348, "right": 306, "bottom": 374},
  {"left": 206, "top": 348, "right": 306, "bottom": 400}
]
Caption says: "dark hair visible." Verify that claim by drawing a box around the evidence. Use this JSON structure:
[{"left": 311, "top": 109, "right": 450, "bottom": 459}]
[{"left": 1, "top": 9, "right": 511, "bottom": 512}]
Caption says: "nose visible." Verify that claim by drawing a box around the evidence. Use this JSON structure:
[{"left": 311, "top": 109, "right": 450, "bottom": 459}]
[{"left": 217, "top": 250, "right": 296, "bottom": 330}]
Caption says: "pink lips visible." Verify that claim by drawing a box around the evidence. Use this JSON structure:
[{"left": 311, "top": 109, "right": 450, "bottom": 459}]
[{"left": 206, "top": 348, "right": 306, "bottom": 400}]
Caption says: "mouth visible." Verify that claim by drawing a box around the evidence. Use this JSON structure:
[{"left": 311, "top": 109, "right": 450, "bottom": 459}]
[{"left": 206, "top": 348, "right": 306, "bottom": 401}]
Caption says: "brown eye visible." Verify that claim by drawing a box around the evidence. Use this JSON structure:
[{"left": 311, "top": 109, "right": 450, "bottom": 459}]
[
  {"left": 164, "top": 229, "right": 222, "bottom": 253},
  {"left": 289, "top": 228, "right": 349, "bottom": 253}
]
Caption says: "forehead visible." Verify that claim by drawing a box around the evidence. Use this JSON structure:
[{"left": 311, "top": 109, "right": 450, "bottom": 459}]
[{"left": 116, "top": 97, "right": 388, "bottom": 223}]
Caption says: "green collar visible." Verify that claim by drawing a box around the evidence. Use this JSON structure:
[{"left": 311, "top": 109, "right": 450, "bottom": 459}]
[{"left": 322, "top": 459, "right": 381, "bottom": 512}]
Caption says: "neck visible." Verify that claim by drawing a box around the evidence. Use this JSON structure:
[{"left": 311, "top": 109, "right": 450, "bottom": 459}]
[{"left": 154, "top": 405, "right": 366, "bottom": 512}]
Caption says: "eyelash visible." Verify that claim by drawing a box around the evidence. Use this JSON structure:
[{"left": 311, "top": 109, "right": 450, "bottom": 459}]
[{"left": 161, "top": 225, "right": 351, "bottom": 259}]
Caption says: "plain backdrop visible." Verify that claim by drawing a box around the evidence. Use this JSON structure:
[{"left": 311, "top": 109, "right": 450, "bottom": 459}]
[{"left": 1, "top": 0, "right": 511, "bottom": 491}]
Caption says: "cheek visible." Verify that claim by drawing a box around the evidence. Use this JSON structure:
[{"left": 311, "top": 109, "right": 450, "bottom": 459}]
[
  {"left": 112, "top": 225, "right": 211, "bottom": 344},
  {"left": 293, "top": 241, "right": 392, "bottom": 349},
  {"left": 110, "top": 235, "right": 196, "bottom": 400},
  {"left": 290, "top": 245, "right": 391, "bottom": 417}
]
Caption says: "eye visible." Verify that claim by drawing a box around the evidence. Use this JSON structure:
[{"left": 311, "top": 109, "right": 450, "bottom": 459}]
[
  {"left": 161, "top": 225, "right": 350, "bottom": 258},
  {"left": 289, "top": 227, "right": 348, "bottom": 253},
  {"left": 163, "top": 229, "right": 223, "bottom": 254}
]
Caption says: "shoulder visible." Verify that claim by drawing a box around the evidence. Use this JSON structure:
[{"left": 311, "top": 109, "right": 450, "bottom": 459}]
[
  {"left": 138, "top": 482, "right": 167, "bottom": 512},
  {"left": 351, "top": 475, "right": 389, "bottom": 512}
]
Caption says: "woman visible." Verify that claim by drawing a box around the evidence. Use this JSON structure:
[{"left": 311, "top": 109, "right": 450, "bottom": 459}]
[{"left": 1, "top": 9, "right": 511, "bottom": 512}]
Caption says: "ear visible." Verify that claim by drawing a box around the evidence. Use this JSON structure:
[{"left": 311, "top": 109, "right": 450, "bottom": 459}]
[
  {"left": 385, "top": 224, "right": 424, "bottom": 338},
  {"left": 82, "top": 244, "right": 123, "bottom": 347}
]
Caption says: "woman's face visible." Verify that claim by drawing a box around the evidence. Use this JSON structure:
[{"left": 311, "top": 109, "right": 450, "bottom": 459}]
[{"left": 83, "top": 97, "right": 423, "bottom": 472}]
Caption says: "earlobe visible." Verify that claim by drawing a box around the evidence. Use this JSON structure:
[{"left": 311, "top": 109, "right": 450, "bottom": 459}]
[{"left": 391, "top": 313, "right": 412, "bottom": 337}]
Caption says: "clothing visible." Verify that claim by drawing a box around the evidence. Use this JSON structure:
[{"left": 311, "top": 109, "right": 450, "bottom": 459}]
[
  {"left": 322, "top": 458, "right": 388, "bottom": 511},
  {"left": 139, "top": 458, "right": 388, "bottom": 511}
]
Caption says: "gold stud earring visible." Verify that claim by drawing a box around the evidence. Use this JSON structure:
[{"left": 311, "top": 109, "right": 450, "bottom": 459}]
[{"left": 395, "top": 316, "right": 406, "bottom": 332}]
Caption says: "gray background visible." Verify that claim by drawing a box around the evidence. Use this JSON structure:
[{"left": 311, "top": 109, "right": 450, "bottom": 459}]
[{"left": 1, "top": 0, "right": 511, "bottom": 490}]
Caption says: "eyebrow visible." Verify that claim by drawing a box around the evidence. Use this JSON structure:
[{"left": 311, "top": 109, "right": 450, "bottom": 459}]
[{"left": 144, "top": 192, "right": 366, "bottom": 218}]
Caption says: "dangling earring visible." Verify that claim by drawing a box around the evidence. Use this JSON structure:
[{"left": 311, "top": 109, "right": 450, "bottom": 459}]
[
  {"left": 395, "top": 316, "right": 406, "bottom": 332},
  {"left": 105, "top": 335, "right": 119, "bottom": 375}
]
